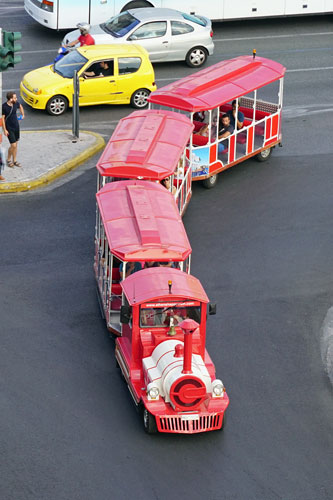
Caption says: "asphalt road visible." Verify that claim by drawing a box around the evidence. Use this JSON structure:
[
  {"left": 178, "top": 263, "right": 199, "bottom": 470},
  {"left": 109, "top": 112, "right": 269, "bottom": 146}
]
[{"left": 1, "top": 3, "right": 333, "bottom": 500}]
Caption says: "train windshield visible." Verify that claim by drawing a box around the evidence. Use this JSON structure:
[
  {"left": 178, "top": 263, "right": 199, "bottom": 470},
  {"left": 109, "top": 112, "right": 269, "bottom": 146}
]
[{"left": 140, "top": 301, "right": 201, "bottom": 328}]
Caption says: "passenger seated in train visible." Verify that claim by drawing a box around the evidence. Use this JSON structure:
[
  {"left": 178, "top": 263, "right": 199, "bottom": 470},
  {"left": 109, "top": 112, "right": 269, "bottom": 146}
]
[
  {"left": 175, "top": 157, "right": 185, "bottom": 178},
  {"left": 197, "top": 122, "right": 210, "bottom": 137},
  {"left": 157, "top": 261, "right": 179, "bottom": 269},
  {"left": 226, "top": 100, "right": 244, "bottom": 129},
  {"left": 161, "top": 176, "right": 177, "bottom": 195},
  {"left": 144, "top": 261, "right": 159, "bottom": 269},
  {"left": 217, "top": 114, "right": 234, "bottom": 154},
  {"left": 193, "top": 111, "right": 206, "bottom": 122},
  {"left": 119, "top": 261, "right": 142, "bottom": 279}
]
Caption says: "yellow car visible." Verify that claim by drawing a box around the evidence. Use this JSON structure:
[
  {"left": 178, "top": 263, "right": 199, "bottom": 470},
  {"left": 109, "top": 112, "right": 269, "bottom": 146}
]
[{"left": 20, "top": 44, "right": 156, "bottom": 116}]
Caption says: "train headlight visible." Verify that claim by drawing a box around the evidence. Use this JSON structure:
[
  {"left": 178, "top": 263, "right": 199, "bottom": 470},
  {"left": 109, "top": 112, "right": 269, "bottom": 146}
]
[
  {"left": 212, "top": 379, "right": 225, "bottom": 398},
  {"left": 147, "top": 383, "right": 160, "bottom": 401}
]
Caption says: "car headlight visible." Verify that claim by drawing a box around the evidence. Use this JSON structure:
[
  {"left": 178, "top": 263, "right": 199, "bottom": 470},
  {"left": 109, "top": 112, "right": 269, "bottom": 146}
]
[
  {"left": 33, "top": 88, "right": 42, "bottom": 95},
  {"left": 147, "top": 382, "right": 159, "bottom": 400},
  {"left": 212, "top": 379, "right": 225, "bottom": 398}
]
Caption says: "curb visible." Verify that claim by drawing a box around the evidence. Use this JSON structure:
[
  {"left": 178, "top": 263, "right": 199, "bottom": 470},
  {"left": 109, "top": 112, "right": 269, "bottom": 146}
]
[{"left": 0, "top": 130, "right": 105, "bottom": 194}]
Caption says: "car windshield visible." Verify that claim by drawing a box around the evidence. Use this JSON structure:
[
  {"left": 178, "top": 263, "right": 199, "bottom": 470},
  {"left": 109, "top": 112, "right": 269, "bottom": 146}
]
[
  {"left": 100, "top": 12, "right": 140, "bottom": 37},
  {"left": 140, "top": 301, "right": 201, "bottom": 328},
  {"left": 54, "top": 50, "right": 87, "bottom": 78}
]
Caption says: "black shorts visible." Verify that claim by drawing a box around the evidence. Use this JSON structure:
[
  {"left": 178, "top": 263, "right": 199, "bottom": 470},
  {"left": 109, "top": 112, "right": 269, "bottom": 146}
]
[{"left": 7, "top": 128, "right": 20, "bottom": 144}]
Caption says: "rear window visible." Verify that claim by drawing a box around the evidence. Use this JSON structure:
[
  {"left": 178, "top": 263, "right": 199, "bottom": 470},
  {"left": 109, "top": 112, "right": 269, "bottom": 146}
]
[
  {"left": 118, "top": 57, "right": 141, "bottom": 74},
  {"left": 171, "top": 21, "right": 194, "bottom": 36},
  {"left": 101, "top": 12, "right": 140, "bottom": 37},
  {"left": 181, "top": 13, "right": 206, "bottom": 26}
]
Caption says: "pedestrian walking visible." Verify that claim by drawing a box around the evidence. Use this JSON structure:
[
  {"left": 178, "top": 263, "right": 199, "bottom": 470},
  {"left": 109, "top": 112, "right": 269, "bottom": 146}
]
[{"left": 2, "top": 91, "right": 25, "bottom": 168}]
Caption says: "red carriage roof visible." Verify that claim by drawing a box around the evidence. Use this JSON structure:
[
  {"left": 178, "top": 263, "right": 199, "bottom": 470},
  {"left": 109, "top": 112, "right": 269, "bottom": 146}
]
[
  {"left": 96, "top": 110, "right": 194, "bottom": 180},
  {"left": 121, "top": 267, "right": 209, "bottom": 305},
  {"left": 148, "top": 55, "right": 286, "bottom": 112},
  {"left": 96, "top": 180, "right": 191, "bottom": 261}
]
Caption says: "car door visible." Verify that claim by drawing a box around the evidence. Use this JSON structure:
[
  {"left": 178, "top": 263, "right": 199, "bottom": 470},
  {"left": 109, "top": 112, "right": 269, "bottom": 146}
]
[
  {"left": 112, "top": 56, "right": 143, "bottom": 104},
  {"left": 127, "top": 21, "right": 169, "bottom": 62},
  {"left": 168, "top": 21, "right": 196, "bottom": 61},
  {"left": 78, "top": 59, "right": 118, "bottom": 105}
]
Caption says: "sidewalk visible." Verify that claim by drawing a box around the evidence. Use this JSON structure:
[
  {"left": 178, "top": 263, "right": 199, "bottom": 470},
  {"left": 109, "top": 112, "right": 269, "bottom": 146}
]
[{"left": 0, "top": 130, "right": 105, "bottom": 193}]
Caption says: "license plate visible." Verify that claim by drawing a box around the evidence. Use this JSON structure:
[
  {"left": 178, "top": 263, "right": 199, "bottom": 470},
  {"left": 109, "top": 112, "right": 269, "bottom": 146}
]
[{"left": 181, "top": 414, "right": 199, "bottom": 421}]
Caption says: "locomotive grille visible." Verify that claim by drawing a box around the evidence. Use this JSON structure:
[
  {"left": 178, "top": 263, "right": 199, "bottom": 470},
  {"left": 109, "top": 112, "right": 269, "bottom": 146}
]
[{"left": 157, "top": 413, "right": 223, "bottom": 433}]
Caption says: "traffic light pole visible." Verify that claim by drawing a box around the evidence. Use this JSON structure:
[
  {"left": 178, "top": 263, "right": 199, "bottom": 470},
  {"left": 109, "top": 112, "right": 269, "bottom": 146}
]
[{"left": 72, "top": 70, "right": 80, "bottom": 141}]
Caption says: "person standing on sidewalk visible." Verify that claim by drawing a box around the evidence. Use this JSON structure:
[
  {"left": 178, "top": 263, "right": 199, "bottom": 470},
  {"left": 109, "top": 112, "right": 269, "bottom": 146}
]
[
  {"left": 0, "top": 145, "right": 5, "bottom": 181},
  {"left": 2, "top": 91, "right": 24, "bottom": 168}
]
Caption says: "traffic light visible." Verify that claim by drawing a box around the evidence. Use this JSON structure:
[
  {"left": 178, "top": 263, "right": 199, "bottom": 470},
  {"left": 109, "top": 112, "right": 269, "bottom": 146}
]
[{"left": 0, "top": 31, "right": 22, "bottom": 72}]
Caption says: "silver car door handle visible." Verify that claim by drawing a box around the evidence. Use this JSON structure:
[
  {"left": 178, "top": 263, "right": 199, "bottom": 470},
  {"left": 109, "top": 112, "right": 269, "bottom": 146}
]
[{"left": 162, "top": 41, "right": 168, "bottom": 44}]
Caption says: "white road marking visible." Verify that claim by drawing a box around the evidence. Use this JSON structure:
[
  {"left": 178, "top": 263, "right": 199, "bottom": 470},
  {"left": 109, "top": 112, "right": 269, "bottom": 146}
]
[
  {"left": 5, "top": 64, "right": 333, "bottom": 78},
  {"left": 320, "top": 307, "right": 333, "bottom": 386},
  {"left": 24, "top": 121, "right": 119, "bottom": 131},
  {"left": 20, "top": 49, "right": 57, "bottom": 54},
  {"left": 287, "top": 66, "right": 333, "bottom": 72},
  {"left": 156, "top": 66, "right": 333, "bottom": 82},
  {"left": 213, "top": 32, "right": 333, "bottom": 42},
  {"left": 3, "top": 65, "right": 333, "bottom": 93}
]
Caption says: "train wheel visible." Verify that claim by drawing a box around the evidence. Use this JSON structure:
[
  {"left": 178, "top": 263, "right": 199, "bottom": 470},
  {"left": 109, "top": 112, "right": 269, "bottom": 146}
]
[
  {"left": 95, "top": 286, "right": 105, "bottom": 320},
  {"left": 218, "top": 412, "right": 227, "bottom": 431},
  {"left": 115, "top": 359, "right": 126, "bottom": 382},
  {"left": 256, "top": 147, "right": 272, "bottom": 162},
  {"left": 202, "top": 174, "right": 218, "bottom": 189},
  {"left": 143, "top": 407, "right": 157, "bottom": 434}
]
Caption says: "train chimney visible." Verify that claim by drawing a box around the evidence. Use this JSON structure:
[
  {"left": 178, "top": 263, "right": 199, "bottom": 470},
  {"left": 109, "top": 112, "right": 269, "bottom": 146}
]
[{"left": 179, "top": 318, "right": 199, "bottom": 374}]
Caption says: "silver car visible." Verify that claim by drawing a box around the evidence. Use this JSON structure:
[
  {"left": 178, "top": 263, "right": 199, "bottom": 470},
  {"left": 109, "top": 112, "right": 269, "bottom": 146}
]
[{"left": 63, "top": 8, "right": 214, "bottom": 67}]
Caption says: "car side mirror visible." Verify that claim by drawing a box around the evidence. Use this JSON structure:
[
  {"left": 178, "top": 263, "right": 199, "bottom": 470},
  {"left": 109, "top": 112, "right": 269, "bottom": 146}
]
[
  {"left": 120, "top": 305, "right": 131, "bottom": 324},
  {"left": 129, "top": 35, "right": 137, "bottom": 40},
  {"left": 209, "top": 303, "right": 217, "bottom": 315}
]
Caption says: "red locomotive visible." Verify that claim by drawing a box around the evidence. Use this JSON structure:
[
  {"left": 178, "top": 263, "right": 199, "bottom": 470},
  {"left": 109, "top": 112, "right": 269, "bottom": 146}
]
[{"left": 116, "top": 267, "right": 229, "bottom": 433}]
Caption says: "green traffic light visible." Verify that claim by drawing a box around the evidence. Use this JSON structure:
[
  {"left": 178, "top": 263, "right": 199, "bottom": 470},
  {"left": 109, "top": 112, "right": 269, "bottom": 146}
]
[
  {"left": 0, "top": 30, "right": 22, "bottom": 71},
  {"left": 3, "top": 31, "right": 22, "bottom": 52}
]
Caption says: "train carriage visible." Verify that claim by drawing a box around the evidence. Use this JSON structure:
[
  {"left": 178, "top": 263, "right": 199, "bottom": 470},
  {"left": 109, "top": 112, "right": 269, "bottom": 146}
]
[
  {"left": 149, "top": 54, "right": 286, "bottom": 188},
  {"left": 116, "top": 267, "right": 229, "bottom": 434},
  {"left": 95, "top": 180, "right": 192, "bottom": 336},
  {"left": 96, "top": 109, "right": 194, "bottom": 215}
]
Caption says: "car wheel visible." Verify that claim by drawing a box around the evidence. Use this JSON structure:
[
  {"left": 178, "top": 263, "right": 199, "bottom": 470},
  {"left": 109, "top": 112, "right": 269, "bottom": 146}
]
[
  {"left": 186, "top": 47, "right": 208, "bottom": 68},
  {"left": 121, "top": 1, "right": 151, "bottom": 11},
  {"left": 142, "top": 407, "right": 157, "bottom": 434},
  {"left": 256, "top": 147, "right": 272, "bottom": 162},
  {"left": 131, "top": 88, "right": 150, "bottom": 109},
  {"left": 202, "top": 174, "right": 218, "bottom": 189},
  {"left": 46, "top": 95, "right": 68, "bottom": 116}
]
